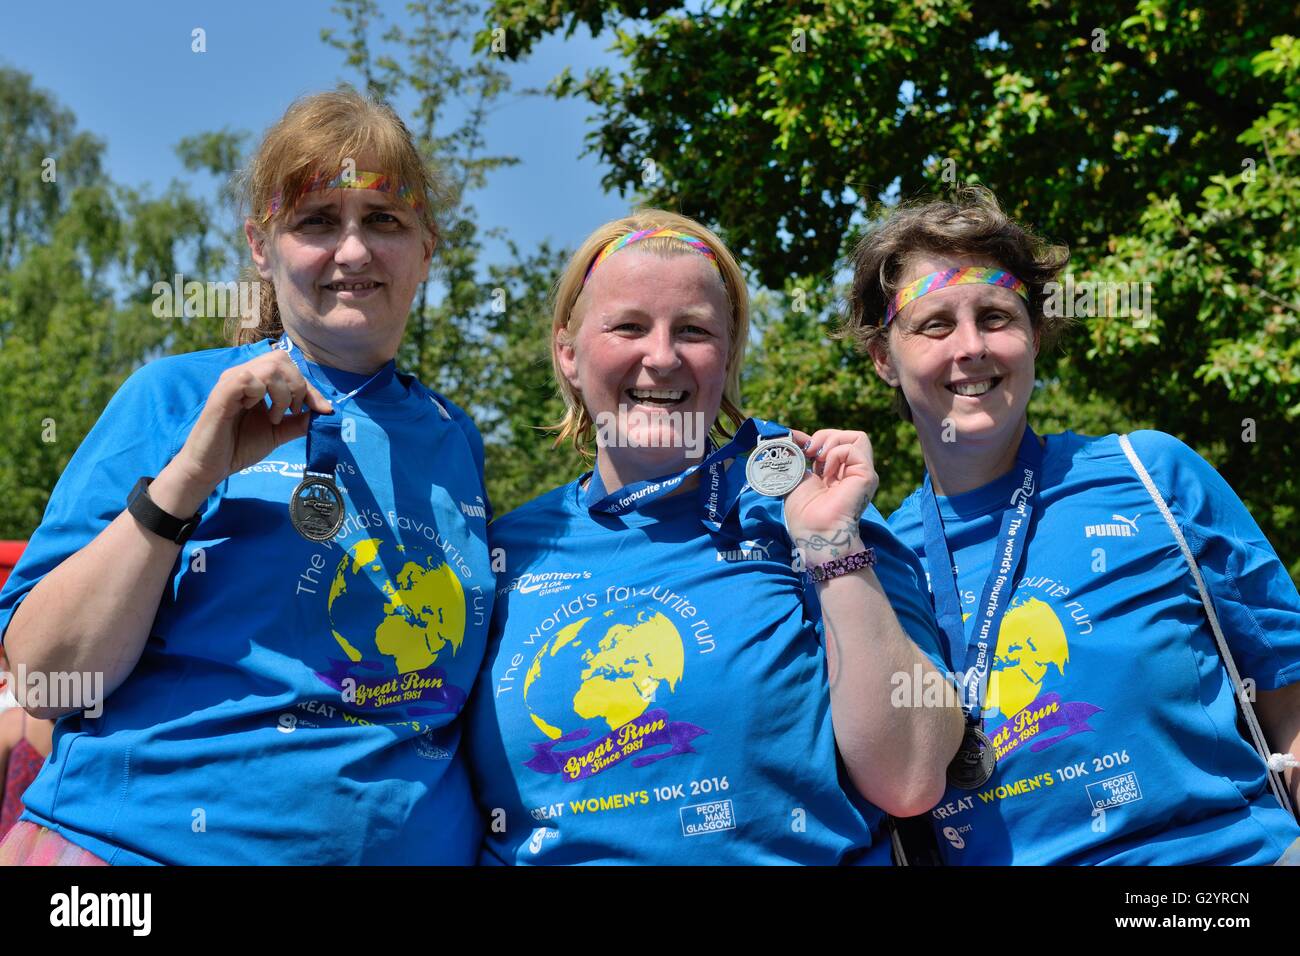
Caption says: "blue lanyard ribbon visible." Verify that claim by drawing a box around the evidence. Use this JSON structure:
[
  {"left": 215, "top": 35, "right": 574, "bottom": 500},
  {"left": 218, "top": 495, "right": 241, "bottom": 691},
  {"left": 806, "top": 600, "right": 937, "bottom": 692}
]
[
  {"left": 919, "top": 427, "right": 1043, "bottom": 725},
  {"left": 275, "top": 335, "right": 396, "bottom": 479},
  {"left": 583, "top": 417, "right": 794, "bottom": 535}
]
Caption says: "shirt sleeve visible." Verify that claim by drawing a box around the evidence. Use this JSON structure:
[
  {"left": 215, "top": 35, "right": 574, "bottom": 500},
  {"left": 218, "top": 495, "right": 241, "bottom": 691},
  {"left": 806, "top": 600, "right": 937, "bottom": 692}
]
[
  {"left": 859, "top": 504, "right": 953, "bottom": 675},
  {"left": 0, "top": 359, "right": 203, "bottom": 644},
  {"left": 1131, "top": 429, "right": 1300, "bottom": 690}
]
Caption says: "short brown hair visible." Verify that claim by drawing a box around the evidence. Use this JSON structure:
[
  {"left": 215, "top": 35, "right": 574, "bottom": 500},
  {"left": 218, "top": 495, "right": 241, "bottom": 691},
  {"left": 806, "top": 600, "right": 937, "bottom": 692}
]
[
  {"left": 839, "top": 187, "right": 1069, "bottom": 420},
  {"left": 228, "top": 87, "right": 449, "bottom": 345}
]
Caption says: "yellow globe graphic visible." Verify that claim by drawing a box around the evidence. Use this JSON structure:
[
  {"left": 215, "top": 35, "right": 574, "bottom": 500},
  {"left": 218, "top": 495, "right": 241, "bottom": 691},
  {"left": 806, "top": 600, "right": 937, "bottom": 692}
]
[
  {"left": 523, "top": 608, "right": 685, "bottom": 740},
  {"left": 987, "top": 598, "right": 1069, "bottom": 718},
  {"left": 327, "top": 537, "right": 466, "bottom": 673}
]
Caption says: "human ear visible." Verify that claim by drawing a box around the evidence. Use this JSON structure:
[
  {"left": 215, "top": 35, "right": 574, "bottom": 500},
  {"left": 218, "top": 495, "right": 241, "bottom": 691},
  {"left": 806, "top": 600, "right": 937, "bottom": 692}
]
[
  {"left": 556, "top": 327, "right": 581, "bottom": 392},
  {"left": 868, "top": 335, "right": 900, "bottom": 388},
  {"left": 245, "top": 220, "right": 274, "bottom": 282}
]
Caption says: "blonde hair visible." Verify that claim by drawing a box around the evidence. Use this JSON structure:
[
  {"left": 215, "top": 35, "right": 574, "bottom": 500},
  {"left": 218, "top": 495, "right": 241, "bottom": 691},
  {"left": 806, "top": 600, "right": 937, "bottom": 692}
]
[
  {"left": 227, "top": 86, "right": 450, "bottom": 345},
  {"left": 549, "top": 210, "right": 750, "bottom": 458}
]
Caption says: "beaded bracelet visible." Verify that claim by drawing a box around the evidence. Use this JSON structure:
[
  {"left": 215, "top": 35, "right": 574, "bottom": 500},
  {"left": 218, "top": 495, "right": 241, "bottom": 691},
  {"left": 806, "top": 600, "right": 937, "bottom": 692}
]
[{"left": 807, "top": 547, "right": 877, "bottom": 583}]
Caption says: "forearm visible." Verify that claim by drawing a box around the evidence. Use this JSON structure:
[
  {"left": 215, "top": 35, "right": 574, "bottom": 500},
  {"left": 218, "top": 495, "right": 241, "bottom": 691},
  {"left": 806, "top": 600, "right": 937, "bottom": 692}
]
[
  {"left": 817, "top": 554, "right": 964, "bottom": 817},
  {"left": 4, "top": 461, "right": 208, "bottom": 718},
  {"left": 1255, "top": 682, "right": 1300, "bottom": 811}
]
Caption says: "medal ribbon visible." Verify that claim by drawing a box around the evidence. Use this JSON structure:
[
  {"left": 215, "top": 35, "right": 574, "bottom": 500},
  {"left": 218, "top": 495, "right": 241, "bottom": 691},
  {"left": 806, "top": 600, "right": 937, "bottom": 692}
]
[
  {"left": 275, "top": 335, "right": 397, "bottom": 480},
  {"left": 918, "top": 426, "right": 1043, "bottom": 726},
  {"left": 583, "top": 417, "right": 796, "bottom": 535}
]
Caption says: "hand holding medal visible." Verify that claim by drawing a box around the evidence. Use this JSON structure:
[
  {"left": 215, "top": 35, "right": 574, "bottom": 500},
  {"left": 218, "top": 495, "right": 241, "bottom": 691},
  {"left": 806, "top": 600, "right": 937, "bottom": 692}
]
[
  {"left": 781, "top": 428, "right": 880, "bottom": 562},
  {"left": 166, "top": 349, "right": 335, "bottom": 515}
]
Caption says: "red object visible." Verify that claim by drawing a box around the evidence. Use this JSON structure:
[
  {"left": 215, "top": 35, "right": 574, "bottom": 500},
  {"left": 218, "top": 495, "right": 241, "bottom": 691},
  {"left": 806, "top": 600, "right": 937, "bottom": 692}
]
[
  {"left": 0, "top": 541, "right": 26, "bottom": 591},
  {"left": 0, "top": 736, "right": 43, "bottom": 838}
]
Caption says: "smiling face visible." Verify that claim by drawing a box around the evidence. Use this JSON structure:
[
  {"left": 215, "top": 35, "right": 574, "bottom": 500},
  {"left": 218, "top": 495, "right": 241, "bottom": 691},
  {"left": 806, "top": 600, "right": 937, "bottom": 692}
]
[
  {"left": 871, "top": 253, "right": 1039, "bottom": 453},
  {"left": 245, "top": 163, "right": 434, "bottom": 371},
  {"left": 556, "top": 249, "right": 731, "bottom": 483}
]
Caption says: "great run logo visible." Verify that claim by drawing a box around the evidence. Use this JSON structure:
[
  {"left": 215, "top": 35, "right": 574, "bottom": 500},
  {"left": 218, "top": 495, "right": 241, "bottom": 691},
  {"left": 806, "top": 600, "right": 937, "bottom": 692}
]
[
  {"left": 237, "top": 460, "right": 358, "bottom": 482},
  {"left": 1084, "top": 513, "right": 1140, "bottom": 538},
  {"left": 500, "top": 569, "right": 593, "bottom": 597},
  {"left": 1009, "top": 468, "right": 1035, "bottom": 508}
]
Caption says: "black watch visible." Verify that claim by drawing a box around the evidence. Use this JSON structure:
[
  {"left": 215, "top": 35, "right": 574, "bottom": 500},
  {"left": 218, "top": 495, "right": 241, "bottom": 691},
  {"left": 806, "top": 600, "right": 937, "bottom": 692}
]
[{"left": 127, "top": 477, "right": 202, "bottom": 544}]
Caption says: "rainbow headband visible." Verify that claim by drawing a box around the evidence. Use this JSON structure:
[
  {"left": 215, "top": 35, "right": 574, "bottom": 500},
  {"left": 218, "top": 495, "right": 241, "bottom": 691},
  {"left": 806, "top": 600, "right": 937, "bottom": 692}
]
[
  {"left": 885, "top": 267, "right": 1028, "bottom": 325},
  {"left": 584, "top": 227, "right": 720, "bottom": 284},
  {"left": 262, "top": 169, "right": 422, "bottom": 222}
]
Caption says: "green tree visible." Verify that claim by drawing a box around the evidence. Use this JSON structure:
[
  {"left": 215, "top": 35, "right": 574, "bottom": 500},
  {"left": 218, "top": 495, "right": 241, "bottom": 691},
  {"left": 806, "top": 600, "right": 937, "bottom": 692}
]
[
  {"left": 482, "top": 0, "right": 1300, "bottom": 577},
  {"left": 321, "top": 0, "right": 579, "bottom": 511},
  {"left": 0, "top": 67, "right": 231, "bottom": 538},
  {"left": 0, "top": 1, "right": 577, "bottom": 538}
]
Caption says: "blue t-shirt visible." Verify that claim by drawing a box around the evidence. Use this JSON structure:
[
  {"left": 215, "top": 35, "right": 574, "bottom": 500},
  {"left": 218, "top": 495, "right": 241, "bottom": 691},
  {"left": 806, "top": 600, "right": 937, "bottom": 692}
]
[
  {"left": 465, "top": 450, "right": 948, "bottom": 864},
  {"left": 888, "top": 430, "right": 1300, "bottom": 865},
  {"left": 0, "top": 340, "right": 494, "bottom": 864}
]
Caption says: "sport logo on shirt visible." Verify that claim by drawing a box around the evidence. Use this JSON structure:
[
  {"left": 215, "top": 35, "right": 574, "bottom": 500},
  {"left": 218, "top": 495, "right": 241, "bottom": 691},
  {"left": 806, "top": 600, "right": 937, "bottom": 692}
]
[
  {"left": 977, "top": 598, "right": 1102, "bottom": 762},
  {"left": 715, "top": 538, "right": 773, "bottom": 562},
  {"left": 528, "top": 826, "right": 559, "bottom": 854},
  {"left": 519, "top": 602, "right": 707, "bottom": 782},
  {"left": 308, "top": 536, "right": 471, "bottom": 729},
  {"left": 1084, "top": 513, "right": 1140, "bottom": 538}
]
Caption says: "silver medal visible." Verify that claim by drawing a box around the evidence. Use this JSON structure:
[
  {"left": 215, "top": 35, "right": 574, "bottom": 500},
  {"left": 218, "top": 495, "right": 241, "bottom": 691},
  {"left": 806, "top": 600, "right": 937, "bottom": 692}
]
[
  {"left": 290, "top": 474, "right": 346, "bottom": 542},
  {"left": 745, "top": 436, "right": 806, "bottom": 497},
  {"left": 947, "top": 724, "right": 996, "bottom": 790}
]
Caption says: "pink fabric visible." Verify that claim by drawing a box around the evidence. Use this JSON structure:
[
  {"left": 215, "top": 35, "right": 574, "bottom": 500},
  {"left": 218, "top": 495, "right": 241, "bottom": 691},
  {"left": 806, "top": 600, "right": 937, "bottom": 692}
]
[
  {"left": 0, "top": 820, "right": 109, "bottom": 866},
  {"left": 1, "top": 737, "right": 44, "bottom": 836}
]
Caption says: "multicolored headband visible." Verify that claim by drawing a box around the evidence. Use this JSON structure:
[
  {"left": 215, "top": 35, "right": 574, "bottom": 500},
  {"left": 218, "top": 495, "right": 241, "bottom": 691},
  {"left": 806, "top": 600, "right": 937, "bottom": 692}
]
[
  {"left": 262, "top": 169, "right": 423, "bottom": 222},
  {"left": 583, "top": 227, "right": 721, "bottom": 284},
  {"left": 885, "top": 267, "right": 1028, "bottom": 325}
]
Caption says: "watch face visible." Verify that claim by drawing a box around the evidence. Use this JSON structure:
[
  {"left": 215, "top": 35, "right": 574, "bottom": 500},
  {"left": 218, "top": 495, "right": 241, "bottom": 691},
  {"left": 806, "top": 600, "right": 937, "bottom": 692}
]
[
  {"left": 126, "top": 476, "right": 201, "bottom": 544},
  {"left": 128, "top": 476, "right": 151, "bottom": 506},
  {"left": 177, "top": 514, "right": 202, "bottom": 543}
]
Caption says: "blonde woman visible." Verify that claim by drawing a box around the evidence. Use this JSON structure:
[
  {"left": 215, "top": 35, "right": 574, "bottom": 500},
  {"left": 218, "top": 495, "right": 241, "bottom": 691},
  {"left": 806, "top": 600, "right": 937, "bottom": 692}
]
[
  {"left": 0, "top": 89, "right": 492, "bottom": 865},
  {"left": 465, "top": 210, "right": 962, "bottom": 864}
]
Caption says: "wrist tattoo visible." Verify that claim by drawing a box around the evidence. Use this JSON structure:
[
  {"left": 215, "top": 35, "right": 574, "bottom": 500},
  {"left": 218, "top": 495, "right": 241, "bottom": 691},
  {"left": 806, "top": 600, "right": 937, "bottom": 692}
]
[{"left": 794, "top": 523, "right": 861, "bottom": 560}]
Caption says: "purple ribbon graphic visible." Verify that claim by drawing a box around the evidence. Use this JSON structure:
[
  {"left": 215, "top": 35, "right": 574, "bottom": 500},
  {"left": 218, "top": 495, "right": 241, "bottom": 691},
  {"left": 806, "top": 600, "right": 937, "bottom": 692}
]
[
  {"left": 314, "top": 657, "right": 467, "bottom": 716},
  {"left": 987, "top": 691, "right": 1102, "bottom": 758},
  {"left": 524, "top": 708, "right": 708, "bottom": 782}
]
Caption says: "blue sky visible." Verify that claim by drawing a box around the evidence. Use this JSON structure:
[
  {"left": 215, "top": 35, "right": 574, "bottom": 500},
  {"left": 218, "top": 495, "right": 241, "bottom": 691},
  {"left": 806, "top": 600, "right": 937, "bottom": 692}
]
[{"left": 1, "top": 0, "right": 634, "bottom": 273}]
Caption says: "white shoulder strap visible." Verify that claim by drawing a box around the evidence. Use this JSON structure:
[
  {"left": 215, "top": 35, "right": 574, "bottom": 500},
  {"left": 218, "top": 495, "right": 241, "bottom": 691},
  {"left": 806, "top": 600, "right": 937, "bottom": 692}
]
[{"left": 1118, "top": 434, "right": 1294, "bottom": 816}]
